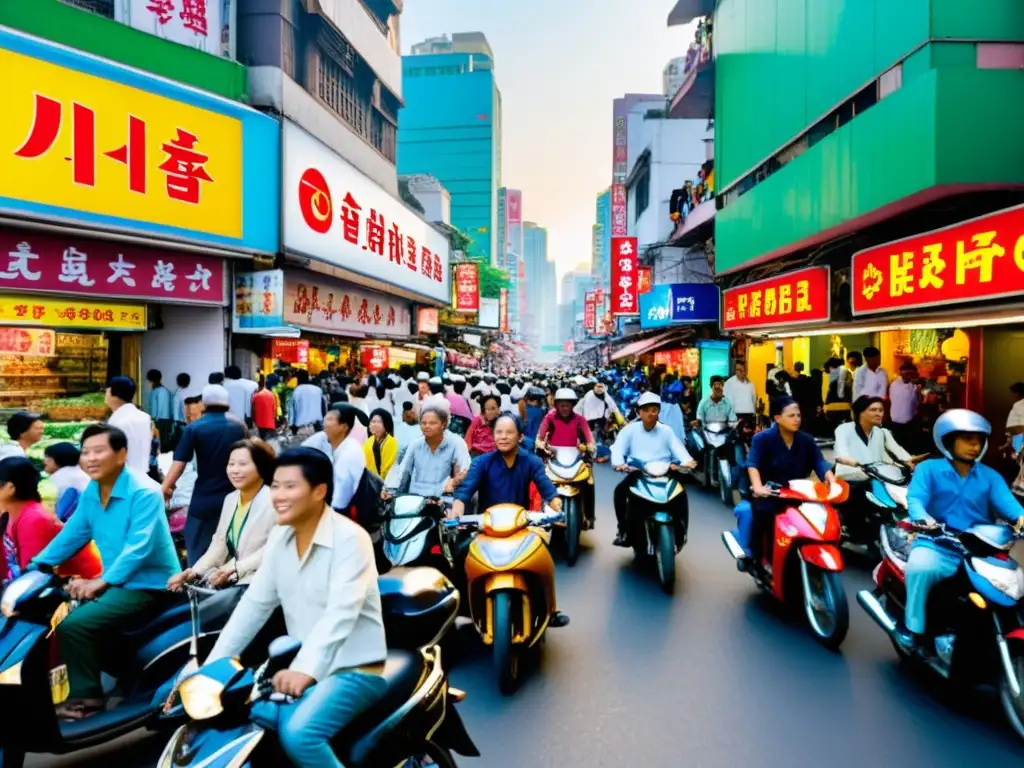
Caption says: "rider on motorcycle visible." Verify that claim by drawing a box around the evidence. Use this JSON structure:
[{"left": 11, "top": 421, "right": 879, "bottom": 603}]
[
  {"left": 575, "top": 381, "right": 621, "bottom": 441},
  {"left": 610, "top": 392, "right": 696, "bottom": 547},
  {"left": 692, "top": 375, "right": 737, "bottom": 430},
  {"left": 536, "top": 388, "right": 597, "bottom": 525},
  {"left": 898, "top": 410, "right": 1024, "bottom": 655}
]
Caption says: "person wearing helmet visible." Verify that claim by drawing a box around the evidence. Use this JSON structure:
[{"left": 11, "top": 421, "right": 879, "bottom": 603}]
[
  {"left": 518, "top": 386, "right": 550, "bottom": 450},
  {"left": 899, "top": 409, "right": 1024, "bottom": 655},
  {"left": 610, "top": 392, "right": 696, "bottom": 547},
  {"left": 536, "top": 388, "right": 597, "bottom": 524}
]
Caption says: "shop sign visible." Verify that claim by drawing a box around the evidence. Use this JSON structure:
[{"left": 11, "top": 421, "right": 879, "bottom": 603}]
[
  {"left": 584, "top": 297, "right": 597, "bottom": 333},
  {"left": 417, "top": 307, "right": 439, "bottom": 335},
  {"left": 639, "top": 283, "right": 720, "bottom": 329},
  {"left": 268, "top": 338, "right": 309, "bottom": 365},
  {"left": 499, "top": 288, "right": 509, "bottom": 333},
  {"left": 638, "top": 266, "right": 653, "bottom": 294},
  {"left": 653, "top": 348, "right": 700, "bottom": 378},
  {"left": 0, "top": 294, "right": 146, "bottom": 330},
  {"left": 610, "top": 236, "right": 639, "bottom": 316},
  {"left": 453, "top": 263, "right": 480, "bottom": 312},
  {"left": 0, "top": 28, "right": 278, "bottom": 252},
  {"left": 115, "top": 0, "right": 234, "bottom": 59},
  {"left": 611, "top": 184, "right": 627, "bottom": 236},
  {"left": 361, "top": 346, "right": 389, "bottom": 373},
  {"left": 507, "top": 190, "right": 522, "bottom": 224},
  {"left": 722, "top": 266, "right": 830, "bottom": 331},
  {"left": 0, "top": 327, "right": 55, "bottom": 355},
  {"left": 478, "top": 297, "right": 499, "bottom": 329},
  {"left": 282, "top": 122, "right": 450, "bottom": 303},
  {"left": 283, "top": 271, "right": 411, "bottom": 337},
  {"left": 234, "top": 270, "right": 284, "bottom": 329},
  {"left": 0, "top": 229, "right": 225, "bottom": 305},
  {"left": 851, "top": 204, "right": 1024, "bottom": 316}
]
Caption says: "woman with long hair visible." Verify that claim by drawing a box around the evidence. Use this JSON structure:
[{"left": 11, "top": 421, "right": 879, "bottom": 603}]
[{"left": 364, "top": 408, "right": 398, "bottom": 479}]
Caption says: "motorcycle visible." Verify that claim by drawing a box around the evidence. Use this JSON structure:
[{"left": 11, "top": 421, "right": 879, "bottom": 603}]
[
  {"left": 444, "top": 505, "right": 564, "bottom": 694},
  {"left": 622, "top": 460, "right": 690, "bottom": 595},
  {"left": 0, "top": 572, "right": 243, "bottom": 768},
  {"left": 839, "top": 461, "right": 912, "bottom": 556},
  {"left": 722, "top": 479, "right": 851, "bottom": 649},
  {"left": 382, "top": 494, "right": 454, "bottom": 574},
  {"left": 857, "top": 521, "right": 1024, "bottom": 742},
  {"left": 539, "top": 445, "right": 593, "bottom": 566},
  {"left": 689, "top": 421, "right": 742, "bottom": 506},
  {"left": 158, "top": 567, "right": 477, "bottom": 766}
]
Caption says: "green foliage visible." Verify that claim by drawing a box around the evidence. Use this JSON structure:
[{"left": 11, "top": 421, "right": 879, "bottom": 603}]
[{"left": 448, "top": 227, "right": 509, "bottom": 299}]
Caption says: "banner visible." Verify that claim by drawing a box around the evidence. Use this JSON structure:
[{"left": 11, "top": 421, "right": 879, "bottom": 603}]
[
  {"left": 360, "top": 346, "right": 389, "bottom": 373},
  {"left": 611, "top": 184, "right": 627, "bottom": 236},
  {"left": 283, "top": 270, "right": 412, "bottom": 337},
  {"left": 417, "top": 307, "right": 439, "bottom": 334},
  {"left": 722, "top": 266, "right": 830, "bottom": 331},
  {"left": 268, "top": 338, "right": 309, "bottom": 365},
  {"left": 115, "top": 0, "right": 232, "bottom": 58},
  {"left": 639, "top": 283, "right": 720, "bottom": 329},
  {"left": 499, "top": 288, "right": 509, "bottom": 333},
  {"left": 234, "top": 270, "right": 284, "bottom": 329},
  {"left": 453, "top": 262, "right": 480, "bottom": 312},
  {"left": 0, "top": 294, "right": 146, "bottom": 330},
  {"left": 0, "top": 328, "right": 55, "bottom": 355},
  {"left": 507, "top": 190, "right": 522, "bottom": 224},
  {"left": 478, "top": 297, "right": 500, "bottom": 329},
  {"left": 851, "top": 204, "right": 1024, "bottom": 316},
  {"left": 610, "top": 236, "right": 639, "bottom": 316},
  {"left": 584, "top": 297, "right": 597, "bottom": 333},
  {"left": 638, "top": 266, "right": 653, "bottom": 294}
]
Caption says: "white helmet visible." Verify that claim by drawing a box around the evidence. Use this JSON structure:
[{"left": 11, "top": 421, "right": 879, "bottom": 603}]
[
  {"left": 637, "top": 392, "right": 662, "bottom": 408},
  {"left": 554, "top": 388, "right": 578, "bottom": 402}
]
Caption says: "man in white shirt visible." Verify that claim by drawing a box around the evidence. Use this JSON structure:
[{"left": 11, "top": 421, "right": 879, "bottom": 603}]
[
  {"left": 0, "top": 410, "right": 43, "bottom": 462},
  {"left": 723, "top": 362, "right": 757, "bottom": 420},
  {"left": 105, "top": 376, "right": 153, "bottom": 476},
  {"left": 223, "top": 365, "right": 259, "bottom": 426},
  {"left": 206, "top": 447, "right": 387, "bottom": 768},
  {"left": 328, "top": 405, "right": 368, "bottom": 513},
  {"left": 1006, "top": 383, "right": 1024, "bottom": 436},
  {"left": 853, "top": 346, "right": 889, "bottom": 401}
]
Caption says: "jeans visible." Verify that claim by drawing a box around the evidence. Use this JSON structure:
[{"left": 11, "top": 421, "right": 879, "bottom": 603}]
[
  {"left": 184, "top": 514, "right": 220, "bottom": 567},
  {"left": 904, "top": 544, "right": 961, "bottom": 635},
  {"left": 252, "top": 671, "right": 389, "bottom": 768},
  {"left": 734, "top": 498, "right": 782, "bottom": 561}
]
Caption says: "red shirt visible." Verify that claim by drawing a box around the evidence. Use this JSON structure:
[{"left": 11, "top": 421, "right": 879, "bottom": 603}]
[
  {"left": 252, "top": 388, "right": 277, "bottom": 429},
  {"left": 536, "top": 410, "right": 593, "bottom": 447},
  {"left": 465, "top": 416, "right": 497, "bottom": 455},
  {"left": 3, "top": 502, "right": 102, "bottom": 582}
]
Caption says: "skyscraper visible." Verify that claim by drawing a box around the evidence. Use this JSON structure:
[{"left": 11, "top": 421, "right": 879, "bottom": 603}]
[
  {"left": 398, "top": 33, "right": 502, "bottom": 261},
  {"left": 522, "top": 222, "right": 557, "bottom": 350}
]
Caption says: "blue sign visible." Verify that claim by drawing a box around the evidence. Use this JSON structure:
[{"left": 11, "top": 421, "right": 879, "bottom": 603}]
[{"left": 639, "top": 283, "right": 720, "bottom": 329}]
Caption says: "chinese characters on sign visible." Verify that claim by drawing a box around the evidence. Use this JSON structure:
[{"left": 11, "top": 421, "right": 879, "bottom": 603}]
[
  {"left": 610, "top": 236, "right": 639, "bottom": 316},
  {"left": 116, "top": 0, "right": 229, "bottom": 58},
  {"left": 417, "top": 307, "right": 440, "bottom": 335},
  {"left": 0, "top": 328, "right": 55, "bottom": 356},
  {"left": 360, "top": 346, "right": 389, "bottom": 374},
  {"left": 453, "top": 263, "right": 480, "bottom": 313},
  {"left": 638, "top": 266, "right": 653, "bottom": 294},
  {"left": 584, "top": 292, "right": 597, "bottom": 334},
  {"left": 613, "top": 113, "right": 627, "bottom": 184},
  {"left": 851, "top": 205, "right": 1024, "bottom": 315},
  {"left": 282, "top": 271, "right": 411, "bottom": 337},
  {"left": 0, "top": 230, "right": 225, "bottom": 304},
  {"left": 639, "top": 283, "right": 720, "bottom": 330},
  {"left": 0, "top": 295, "right": 146, "bottom": 330},
  {"left": 269, "top": 339, "right": 309, "bottom": 365},
  {"left": 234, "top": 270, "right": 284, "bottom": 329},
  {"left": 611, "top": 184, "right": 628, "bottom": 237},
  {"left": 721, "top": 266, "right": 830, "bottom": 331}
]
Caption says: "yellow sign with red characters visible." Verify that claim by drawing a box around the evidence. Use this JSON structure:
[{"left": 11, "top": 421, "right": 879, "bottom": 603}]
[
  {"left": 0, "top": 46, "right": 242, "bottom": 239},
  {"left": 0, "top": 295, "right": 147, "bottom": 330}
]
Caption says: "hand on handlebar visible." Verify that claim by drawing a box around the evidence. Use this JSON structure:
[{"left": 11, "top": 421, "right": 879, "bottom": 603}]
[
  {"left": 671, "top": 461, "right": 697, "bottom": 472},
  {"left": 752, "top": 485, "right": 774, "bottom": 499},
  {"left": 615, "top": 464, "right": 636, "bottom": 473},
  {"left": 1014, "top": 516, "right": 1024, "bottom": 535},
  {"left": 835, "top": 456, "right": 859, "bottom": 468}
]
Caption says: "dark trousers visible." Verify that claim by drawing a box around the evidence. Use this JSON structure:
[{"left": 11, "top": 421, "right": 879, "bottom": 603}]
[
  {"left": 749, "top": 497, "right": 782, "bottom": 562},
  {"left": 185, "top": 514, "right": 220, "bottom": 567},
  {"left": 613, "top": 473, "right": 689, "bottom": 539},
  {"left": 155, "top": 418, "right": 174, "bottom": 450}
]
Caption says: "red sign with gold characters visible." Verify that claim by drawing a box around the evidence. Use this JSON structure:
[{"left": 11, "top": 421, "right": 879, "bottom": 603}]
[
  {"left": 851, "top": 204, "right": 1024, "bottom": 316},
  {"left": 610, "top": 236, "right": 639, "bottom": 316},
  {"left": 453, "top": 263, "right": 479, "bottom": 313},
  {"left": 722, "top": 266, "right": 830, "bottom": 331},
  {"left": 269, "top": 338, "right": 309, "bottom": 365},
  {"left": 360, "top": 346, "right": 389, "bottom": 373},
  {"left": 584, "top": 293, "right": 597, "bottom": 333}
]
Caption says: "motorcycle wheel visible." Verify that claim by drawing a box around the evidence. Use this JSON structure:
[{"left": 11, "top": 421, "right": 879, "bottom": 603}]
[
  {"left": 0, "top": 747, "right": 26, "bottom": 768},
  {"left": 565, "top": 497, "right": 581, "bottom": 567},
  {"left": 655, "top": 525, "right": 676, "bottom": 595},
  {"left": 999, "top": 642, "right": 1024, "bottom": 744},
  {"left": 492, "top": 592, "right": 519, "bottom": 695},
  {"left": 403, "top": 740, "right": 458, "bottom": 767},
  {"left": 802, "top": 564, "right": 849, "bottom": 651}
]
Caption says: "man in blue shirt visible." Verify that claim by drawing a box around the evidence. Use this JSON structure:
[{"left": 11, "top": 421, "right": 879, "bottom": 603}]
[
  {"left": 161, "top": 385, "right": 247, "bottom": 565},
  {"left": 290, "top": 369, "right": 327, "bottom": 432},
  {"left": 146, "top": 369, "right": 174, "bottom": 450},
  {"left": 693, "top": 375, "right": 737, "bottom": 428},
  {"left": 33, "top": 424, "right": 181, "bottom": 719},
  {"left": 899, "top": 410, "right": 1024, "bottom": 654}
]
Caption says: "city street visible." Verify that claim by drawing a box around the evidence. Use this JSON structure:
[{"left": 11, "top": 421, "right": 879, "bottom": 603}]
[{"left": 28, "top": 464, "right": 1024, "bottom": 767}]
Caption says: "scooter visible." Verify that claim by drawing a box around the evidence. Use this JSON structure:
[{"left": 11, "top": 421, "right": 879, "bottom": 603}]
[
  {"left": 857, "top": 521, "right": 1024, "bottom": 743},
  {"left": 539, "top": 445, "right": 593, "bottom": 566},
  {"left": 839, "top": 461, "right": 912, "bottom": 556},
  {"left": 622, "top": 460, "right": 690, "bottom": 595},
  {"left": 444, "top": 505, "right": 564, "bottom": 694},
  {"left": 0, "top": 571, "right": 242, "bottom": 768},
  {"left": 382, "top": 494, "right": 454, "bottom": 574},
  {"left": 722, "top": 479, "right": 851, "bottom": 650},
  {"left": 157, "top": 567, "right": 477, "bottom": 766}
]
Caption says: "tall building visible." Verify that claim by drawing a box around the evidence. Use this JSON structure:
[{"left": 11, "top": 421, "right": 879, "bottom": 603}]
[
  {"left": 399, "top": 32, "right": 502, "bottom": 261},
  {"left": 521, "top": 223, "right": 557, "bottom": 350}
]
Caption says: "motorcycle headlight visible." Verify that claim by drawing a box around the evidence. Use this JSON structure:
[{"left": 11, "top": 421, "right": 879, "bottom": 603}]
[
  {"left": 971, "top": 558, "right": 1024, "bottom": 601},
  {"left": 798, "top": 503, "right": 828, "bottom": 535},
  {"left": 179, "top": 674, "right": 226, "bottom": 721}
]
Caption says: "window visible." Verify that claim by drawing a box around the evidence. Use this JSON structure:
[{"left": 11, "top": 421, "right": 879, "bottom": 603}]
[
  {"left": 635, "top": 168, "right": 650, "bottom": 221},
  {"left": 879, "top": 64, "right": 902, "bottom": 100}
]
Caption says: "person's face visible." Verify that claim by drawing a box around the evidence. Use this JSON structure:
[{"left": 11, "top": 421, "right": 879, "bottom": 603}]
[
  {"left": 639, "top": 404, "right": 660, "bottom": 429},
  {"left": 0, "top": 481, "right": 14, "bottom": 508},
  {"left": 420, "top": 411, "right": 444, "bottom": 441},
  {"left": 21, "top": 420, "right": 43, "bottom": 447},
  {"left": 418, "top": 382, "right": 430, "bottom": 396},
  {"left": 369, "top": 415, "right": 385, "bottom": 438},
  {"left": 866, "top": 354, "right": 881, "bottom": 370},
  {"left": 104, "top": 388, "right": 117, "bottom": 410},
  {"left": 861, "top": 402, "right": 885, "bottom": 427},
  {"left": 323, "top": 411, "right": 343, "bottom": 442},
  {"left": 227, "top": 447, "right": 261, "bottom": 490},
  {"left": 483, "top": 400, "right": 500, "bottom": 421},
  {"left": 81, "top": 433, "right": 126, "bottom": 482},
  {"left": 846, "top": 357, "right": 858, "bottom": 370},
  {"left": 901, "top": 369, "right": 915, "bottom": 383},
  {"left": 556, "top": 401, "right": 573, "bottom": 419},
  {"left": 711, "top": 381, "right": 724, "bottom": 398},
  {"left": 774, "top": 404, "right": 802, "bottom": 433},
  {"left": 402, "top": 408, "right": 418, "bottom": 425},
  {"left": 271, "top": 465, "right": 325, "bottom": 526},
  {"left": 494, "top": 419, "right": 521, "bottom": 453},
  {"left": 735, "top": 363, "right": 747, "bottom": 380},
  {"left": 953, "top": 434, "right": 984, "bottom": 462},
  {"left": 594, "top": 383, "right": 606, "bottom": 396},
  {"left": 42, "top": 456, "right": 58, "bottom": 475}
]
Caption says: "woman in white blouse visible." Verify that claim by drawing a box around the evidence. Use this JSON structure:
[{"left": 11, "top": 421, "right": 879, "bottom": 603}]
[
  {"left": 168, "top": 440, "right": 277, "bottom": 589},
  {"left": 833, "top": 396, "right": 916, "bottom": 485}
]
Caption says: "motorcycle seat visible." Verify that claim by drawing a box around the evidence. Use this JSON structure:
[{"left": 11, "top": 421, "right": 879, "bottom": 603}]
[
  {"left": 120, "top": 594, "right": 190, "bottom": 643},
  {"left": 334, "top": 650, "right": 427, "bottom": 752}
]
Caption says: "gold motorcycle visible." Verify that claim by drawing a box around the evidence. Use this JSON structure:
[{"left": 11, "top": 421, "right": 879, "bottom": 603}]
[
  {"left": 540, "top": 445, "right": 593, "bottom": 566},
  {"left": 444, "top": 504, "right": 564, "bottom": 695}
]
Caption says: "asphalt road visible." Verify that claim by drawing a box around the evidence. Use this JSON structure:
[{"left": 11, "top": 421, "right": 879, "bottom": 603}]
[{"left": 27, "top": 464, "right": 1024, "bottom": 766}]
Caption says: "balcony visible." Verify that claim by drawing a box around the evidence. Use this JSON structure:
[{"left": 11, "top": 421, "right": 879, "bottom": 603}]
[
  {"left": 667, "top": 0, "right": 716, "bottom": 28},
  {"left": 667, "top": 17, "right": 713, "bottom": 119},
  {"left": 668, "top": 158, "right": 715, "bottom": 246}
]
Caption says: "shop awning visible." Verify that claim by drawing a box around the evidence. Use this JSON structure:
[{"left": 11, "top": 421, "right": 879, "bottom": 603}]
[{"left": 610, "top": 330, "right": 682, "bottom": 361}]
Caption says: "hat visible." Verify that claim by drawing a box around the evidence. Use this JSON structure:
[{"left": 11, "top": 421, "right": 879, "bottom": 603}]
[
  {"left": 637, "top": 392, "right": 662, "bottom": 408},
  {"left": 6, "top": 410, "right": 41, "bottom": 440},
  {"left": 416, "top": 372, "right": 430, "bottom": 382},
  {"left": 202, "top": 384, "right": 231, "bottom": 407},
  {"left": 429, "top": 376, "right": 443, "bottom": 386},
  {"left": 554, "top": 388, "right": 578, "bottom": 402},
  {"left": 108, "top": 375, "right": 137, "bottom": 403}
]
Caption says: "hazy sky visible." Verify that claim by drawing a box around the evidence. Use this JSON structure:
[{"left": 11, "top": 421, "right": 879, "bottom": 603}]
[{"left": 401, "top": 1, "right": 695, "bottom": 280}]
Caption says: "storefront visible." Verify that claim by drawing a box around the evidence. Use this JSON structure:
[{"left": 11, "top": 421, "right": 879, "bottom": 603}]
[{"left": 0, "top": 26, "right": 279, "bottom": 413}]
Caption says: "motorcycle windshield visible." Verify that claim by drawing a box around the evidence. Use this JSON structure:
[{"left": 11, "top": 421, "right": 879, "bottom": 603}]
[
  {"left": 393, "top": 496, "right": 427, "bottom": 517},
  {"left": 552, "top": 447, "right": 582, "bottom": 468}
]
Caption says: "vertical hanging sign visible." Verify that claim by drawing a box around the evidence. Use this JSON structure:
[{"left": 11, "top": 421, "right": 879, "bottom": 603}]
[{"left": 610, "top": 236, "right": 639, "bottom": 316}]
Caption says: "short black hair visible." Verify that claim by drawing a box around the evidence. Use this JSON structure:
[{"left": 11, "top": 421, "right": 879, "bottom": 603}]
[
  {"left": 81, "top": 423, "right": 128, "bottom": 453},
  {"left": 863, "top": 346, "right": 880, "bottom": 358},
  {"left": 846, "top": 351, "right": 863, "bottom": 366},
  {"left": 176, "top": 372, "right": 191, "bottom": 388},
  {"left": 275, "top": 447, "right": 334, "bottom": 505},
  {"left": 208, "top": 372, "right": 225, "bottom": 384},
  {"left": 225, "top": 365, "right": 242, "bottom": 380},
  {"left": 770, "top": 396, "right": 799, "bottom": 418},
  {"left": 108, "top": 376, "right": 137, "bottom": 402},
  {"left": 296, "top": 369, "right": 310, "bottom": 384},
  {"left": 229, "top": 439, "right": 277, "bottom": 485},
  {"left": 330, "top": 405, "right": 357, "bottom": 431},
  {"left": 479, "top": 393, "right": 501, "bottom": 411},
  {"left": 44, "top": 441, "right": 81, "bottom": 469},
  {"left": 710, "top": 375, "right": 725, "bottom": 386},
  {"left": 0, "top": 457, "right": 41, "bottom": 502},
  {"left": 6, "top": 410, "right": 41, "bottom": 440},
  {"left": 853, "top": 395, "right": 885, "bottom": 419},
  {"left": 146, "top": 369, "right": 162, "bottom": 384}
]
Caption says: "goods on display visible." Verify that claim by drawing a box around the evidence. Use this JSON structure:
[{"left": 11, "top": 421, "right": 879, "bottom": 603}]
[{"left": 0, "top": 331, "right": 108, "bottom": 408}]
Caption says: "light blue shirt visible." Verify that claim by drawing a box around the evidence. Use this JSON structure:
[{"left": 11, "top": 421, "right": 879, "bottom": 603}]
[
  {"left": 289, "top": 383, "right": 325, "bottom": 428},
  {"left": 223, "top": 377, "right": 257, "bottom": 421},
  {"left": 173, "top": 387, "right": 189, "bottom": 422},
  {"left": 332, "top": 435, "right": 365, "bottom": 510},
  {"left": 696, "top": 395, "right": 736, "bottom": 425},
  {"left": 34, "top": 468, "right": 181, "bottom": 588},
  {"left": 611, "top": 421, "right": 692, "bottom": 467},
  {"left": 908, "top": 459, "right": 1023, "bottom": 533},
  {"left": 148, "top": 384, "right": 173, "bottom": 421},
  {"left": 391, "top": 432, "right": 471, "bottom": 497}
]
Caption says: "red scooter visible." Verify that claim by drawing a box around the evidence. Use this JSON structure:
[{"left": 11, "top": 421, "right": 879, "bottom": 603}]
[{"left": 722, "top": 479, "right": 851, "bottom": 650}]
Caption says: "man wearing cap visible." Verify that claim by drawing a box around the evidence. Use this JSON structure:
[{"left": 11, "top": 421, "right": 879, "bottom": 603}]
[
  {"left": 161, "top": 385, "right": 247, "bottom": 564},
  {"left": 610, "top": 392, "right": 696, "bottom": 547},
  {"left": 0, "top": 410, "right": 44, "bottom": 462},
  {"left": 106, "top": 376, "right": 154, "bottom": 477}
]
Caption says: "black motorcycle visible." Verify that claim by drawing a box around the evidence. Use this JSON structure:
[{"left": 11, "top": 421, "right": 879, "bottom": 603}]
[{"left": 157, "top": 567, "right": 478, "bottom": 767}]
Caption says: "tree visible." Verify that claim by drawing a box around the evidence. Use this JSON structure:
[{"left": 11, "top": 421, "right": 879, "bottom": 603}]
[
  {"left": 447, "top": 226, "right": 509, "bottom": 299},
  {"left": 399, "top": 179, "right": 425, "bottom": 214}
]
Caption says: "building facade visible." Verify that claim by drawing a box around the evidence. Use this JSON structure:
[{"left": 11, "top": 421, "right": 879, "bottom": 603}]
[{"left": 521, "top": 223, "right": 557, "bottom": 350}]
